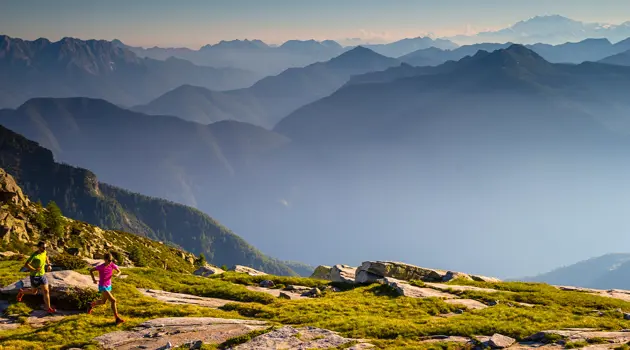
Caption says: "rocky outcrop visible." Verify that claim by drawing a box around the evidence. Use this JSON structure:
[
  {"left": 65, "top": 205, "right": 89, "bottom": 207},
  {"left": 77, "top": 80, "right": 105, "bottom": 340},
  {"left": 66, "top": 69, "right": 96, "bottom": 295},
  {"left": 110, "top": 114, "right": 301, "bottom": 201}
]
[
  {"left": 0, "top": 270, "right": 97, "bottom": 297},
  {"left": 355, "top": 261, "right": 501, "bottom": 284},
  {"left": 356, "top": 261, "right": 447, "bottom": 283},
  {"left": 330, "top": 264, "right": 356, "bottom": 283},
  {"left": 0, "top": 168, "right": 29, "bottom": 207},
  {"left": 384, "top": 278, "right": 456, "bottom": 299},
  {"left": 311, "top": 265, "right": 332, "bottom": 279},
  {"left": 230, "top": 265, "right": 267, "bottom": 276},
  {"left": 232, "top": 326, "right": 373, "bottom": 349},
  {"left": 194, "top": 265, "right": 224, "bottom": 277},
  {"left": 93, "top": 317, "right": 267, "bottom": 350}
]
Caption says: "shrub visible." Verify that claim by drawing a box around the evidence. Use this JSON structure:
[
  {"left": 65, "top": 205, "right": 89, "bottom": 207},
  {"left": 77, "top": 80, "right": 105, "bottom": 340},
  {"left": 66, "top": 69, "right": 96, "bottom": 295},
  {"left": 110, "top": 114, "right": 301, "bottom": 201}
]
[
  {"left": 195, "top": 253, "right": 207, "bottom": 267},
  {"left": 50, "top": 253, "right": 88, "bottom": 270},
  {"left": 55, "top": 287, "right": 100, "bottom": 310}
]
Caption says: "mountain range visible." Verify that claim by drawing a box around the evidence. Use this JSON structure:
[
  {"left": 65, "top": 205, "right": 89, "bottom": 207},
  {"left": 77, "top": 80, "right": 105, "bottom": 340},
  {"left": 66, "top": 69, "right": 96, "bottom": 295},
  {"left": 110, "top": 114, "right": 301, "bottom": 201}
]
[
  {"left": 521, "top": 254, "right": 630, "bottom": 290},
  {"left": 0, "top": 35, "right": 260, "bottom": 109},
  {"left": 400, "top": 37, "right": 630, "bottom": 67},
  {"left": 447, "top": 15, "right": 630, "bottom": 45},
  {"left": 133, "top": 46, "right": 401, "bottom": 127},
  {"left": 118, "top": 37, "right": 455, "bottom": 76},
  {"left": 5, "top": 43, "right": 630, "bottom": 277},
  {"left": 0, "top": 123, "right": 304, "bottom": 275}
]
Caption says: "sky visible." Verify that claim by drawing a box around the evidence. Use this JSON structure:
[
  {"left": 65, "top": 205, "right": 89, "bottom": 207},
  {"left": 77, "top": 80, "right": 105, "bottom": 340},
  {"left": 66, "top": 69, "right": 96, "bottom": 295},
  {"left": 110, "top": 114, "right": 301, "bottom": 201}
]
[{"left": 1, "top": 0, "right": 629, "bottom": 48}]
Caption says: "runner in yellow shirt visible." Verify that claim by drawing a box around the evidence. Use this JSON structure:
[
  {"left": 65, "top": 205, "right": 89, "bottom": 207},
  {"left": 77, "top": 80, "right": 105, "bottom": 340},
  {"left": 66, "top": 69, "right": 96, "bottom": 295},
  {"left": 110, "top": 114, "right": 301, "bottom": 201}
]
[{"left": 17, "top": 241, "right": 55, "bottom": 314}]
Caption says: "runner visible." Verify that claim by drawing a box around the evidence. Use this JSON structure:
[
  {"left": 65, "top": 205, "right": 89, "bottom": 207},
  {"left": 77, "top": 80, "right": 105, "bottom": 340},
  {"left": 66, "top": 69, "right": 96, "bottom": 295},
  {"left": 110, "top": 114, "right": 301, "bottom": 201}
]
[
  {"left": 87, "top": 252, "right": 125, "bottom": 325},
  {"left": 16, "top": 241, "right": 56, "bottom": 314}
]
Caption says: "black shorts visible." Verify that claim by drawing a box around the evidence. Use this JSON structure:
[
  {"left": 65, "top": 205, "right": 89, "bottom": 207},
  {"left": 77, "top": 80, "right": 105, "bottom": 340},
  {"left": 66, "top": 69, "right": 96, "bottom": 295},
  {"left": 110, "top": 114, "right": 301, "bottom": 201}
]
[{"left": 30, "top": 275, "right": 48, "bottom": 288}]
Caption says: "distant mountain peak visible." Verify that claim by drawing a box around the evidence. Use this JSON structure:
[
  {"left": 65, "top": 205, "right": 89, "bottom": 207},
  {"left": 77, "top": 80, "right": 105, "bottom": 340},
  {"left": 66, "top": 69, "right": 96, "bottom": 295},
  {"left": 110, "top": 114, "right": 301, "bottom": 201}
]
[{"left": 464, "top": 44, "right": 552, "bottom": 72}]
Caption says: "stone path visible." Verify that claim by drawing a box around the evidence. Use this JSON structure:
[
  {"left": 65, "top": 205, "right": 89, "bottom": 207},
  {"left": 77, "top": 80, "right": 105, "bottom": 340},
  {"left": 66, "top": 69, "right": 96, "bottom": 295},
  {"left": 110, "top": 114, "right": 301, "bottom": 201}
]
[
  {"left": 232, "top": 326, "right": 374, "bottom": 349},
  {"left": 93, "top": 317, "right": 268, "bottom": 350},
  {"left": 138, "top": 288, "right": 239, "bottom": 308}
]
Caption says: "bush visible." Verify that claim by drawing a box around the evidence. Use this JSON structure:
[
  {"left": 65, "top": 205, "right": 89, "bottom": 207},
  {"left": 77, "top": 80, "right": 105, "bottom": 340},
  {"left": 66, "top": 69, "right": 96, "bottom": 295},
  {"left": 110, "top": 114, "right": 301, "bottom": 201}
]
[
  {"left": 55, "top": 287, "right": 100, "bottom": 310},
  {"left": 50, "top": 253, "right": 88, "bottom": 270},
  {"left": 195, "top": 253, "right": 207, "bottom": 267}
]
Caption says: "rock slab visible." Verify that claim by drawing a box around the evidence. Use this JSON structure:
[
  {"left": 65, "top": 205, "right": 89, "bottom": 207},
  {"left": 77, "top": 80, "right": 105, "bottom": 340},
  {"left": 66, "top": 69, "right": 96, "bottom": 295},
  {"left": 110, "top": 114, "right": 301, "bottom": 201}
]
[
  {"left": 138, "top": 288, "right": 237, "bottom": 308},
  {"left": 330, "top": 264, "right": 356, "bottom": 283},
  {"left": 384, "top": 277, "right": 456, "bottom": 299},
  {"left": 0, "top": 270, "right": 97, "bottom": 297},
  {"left": 194, "top": 265, "right": 225, "bottom": 277},
  {"left": 232, "top": 326, "right": 372, "bottom": 349},
  {"left": 230, "top": 265, "right": 267, "bottom": 276},
  {"left": 94, "top": 317, "right": 267, "bottom": 350}
]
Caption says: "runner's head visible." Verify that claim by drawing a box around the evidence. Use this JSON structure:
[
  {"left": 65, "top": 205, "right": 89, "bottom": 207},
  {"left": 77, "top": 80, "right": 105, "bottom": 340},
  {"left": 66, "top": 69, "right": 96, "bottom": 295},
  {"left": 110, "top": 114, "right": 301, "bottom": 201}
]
[
  {"left": 103, "top": 252, "right": 113, "bottom": 263},
  {"left": 36, "top": 241, "right": 46, "bottom": 253}
]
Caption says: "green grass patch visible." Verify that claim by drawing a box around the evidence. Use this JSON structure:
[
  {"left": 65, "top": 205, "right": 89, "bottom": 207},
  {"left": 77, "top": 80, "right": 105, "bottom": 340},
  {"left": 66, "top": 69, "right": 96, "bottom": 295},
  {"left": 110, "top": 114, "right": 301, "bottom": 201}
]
[
  {"left": 211, "top": 271, "right": 328, "bottom": 289},
  {"left": 124, "top": 268, "right": 276, "bottom": 304}
]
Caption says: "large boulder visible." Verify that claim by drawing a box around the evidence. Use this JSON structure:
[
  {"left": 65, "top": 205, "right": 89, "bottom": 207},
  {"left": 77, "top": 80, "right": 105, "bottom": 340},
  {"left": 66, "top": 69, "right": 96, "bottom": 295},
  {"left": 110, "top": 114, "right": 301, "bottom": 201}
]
[
  {"left": 230, "top": 265, "right": 267, "bottom": 276},
  {"left": 310, "top": 265, "right": 332, "bottom": 280},
  {"left": 355, "top": 261, "right": 447, "bottom": 283},
  {"left": 330, "top": 265, "right": 356, "bottom": 283},
  {"left": 194, "top": 265, "right": 224, "bottom": 277},
  {"left": 0, "top": 270, "right": 97, "bottom": 297},
  {"left": 0, "top": 169, "right": 29, "bottom": 207},
  {"left": 384, "top": 277, "right": 456, "bottom": 299}
]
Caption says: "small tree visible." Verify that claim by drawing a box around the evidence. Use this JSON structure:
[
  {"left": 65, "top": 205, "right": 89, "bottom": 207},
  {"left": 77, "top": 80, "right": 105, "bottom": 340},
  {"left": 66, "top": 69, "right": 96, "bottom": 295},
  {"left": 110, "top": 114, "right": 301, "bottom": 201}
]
[
  {"left": 195, "top": 253, "right": 207, "bottom": 267},
  {"left": 44, "top": 201, "right": 65, "bottom": 238}
]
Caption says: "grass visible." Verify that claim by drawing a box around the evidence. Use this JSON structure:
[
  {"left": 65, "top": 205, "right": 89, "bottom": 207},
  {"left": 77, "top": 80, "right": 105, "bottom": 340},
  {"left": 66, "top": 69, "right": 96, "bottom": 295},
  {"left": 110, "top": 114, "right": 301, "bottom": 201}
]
[
  {"left": 4, "top": 265, "right": 630, "bottom": 349},
  {"left": 210, "top": 271, "right": 328, "bottom": 289}
]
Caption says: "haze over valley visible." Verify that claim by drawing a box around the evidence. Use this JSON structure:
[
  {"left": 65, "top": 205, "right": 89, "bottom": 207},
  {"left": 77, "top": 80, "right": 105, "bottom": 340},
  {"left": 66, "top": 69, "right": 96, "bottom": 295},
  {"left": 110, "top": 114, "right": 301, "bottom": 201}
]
[{"left": 3, "top": 1, "right": 630, "bottom": 282}]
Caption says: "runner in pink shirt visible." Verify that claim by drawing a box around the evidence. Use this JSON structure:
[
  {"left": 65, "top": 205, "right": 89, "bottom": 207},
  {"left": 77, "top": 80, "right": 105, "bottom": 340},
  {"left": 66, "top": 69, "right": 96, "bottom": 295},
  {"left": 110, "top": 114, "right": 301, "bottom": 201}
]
[{"left": 88, "top": 252, "right": 124, "bottom": 325}]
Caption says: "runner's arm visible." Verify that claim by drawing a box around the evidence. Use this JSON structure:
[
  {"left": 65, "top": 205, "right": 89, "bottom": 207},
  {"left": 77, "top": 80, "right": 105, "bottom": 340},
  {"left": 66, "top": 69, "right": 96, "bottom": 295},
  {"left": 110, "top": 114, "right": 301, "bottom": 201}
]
[
  {"left": 89, "top": 267, "right": 98, "bottom": 284},
  {"left": 23, "top": 255, "right": 36, "bottom": 272},
  {"left": 114, "top": 266, "right": 122, "bottom": 277}
]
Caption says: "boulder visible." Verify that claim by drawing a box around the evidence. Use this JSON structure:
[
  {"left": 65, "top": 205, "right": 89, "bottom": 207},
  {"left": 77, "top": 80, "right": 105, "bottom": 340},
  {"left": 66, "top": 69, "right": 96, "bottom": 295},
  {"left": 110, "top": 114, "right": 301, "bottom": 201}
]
[
  {"left": 193, "top": 265, "right": 224, "bottom": 277},
  {"left": 355, "top": 261, "right": 447, "bottom": 283},
  {"left": 311, "top": 265, "right": 332, "bottom": 280},
  {"left": 384, "top": 277, "right": 457, "bottom": 299},
  {"left": 0, "top": 169, "right": 29, "bottom": 207},
  {"left": 232, "top": 326, "right": 373, "bottom": 349},
  {"left": 488, "top": 334, "right": 516, "bottom": 348},
  {"left": 0, "top": 270, "right": 97, "bottom": 297},
  {"left": 230, "top": 265, "right": 267, "bottom": 276},
  {"left": 443, "top": 271, "right": 473, "bottom": 282},
  {"left": 301, "top": 287, "right": 322, "bottom": 298},
  {"left": 330, "top": 264, "right": 356, "bottom": 283},
  {"left": 259, "top": 280, "right": 275, "bottom": 288}
]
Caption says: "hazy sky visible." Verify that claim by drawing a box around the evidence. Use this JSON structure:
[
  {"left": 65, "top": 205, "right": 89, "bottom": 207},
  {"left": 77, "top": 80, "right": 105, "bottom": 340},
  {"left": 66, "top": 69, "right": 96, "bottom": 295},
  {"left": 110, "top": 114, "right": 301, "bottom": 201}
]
[{"left": 2, "top": 0, "right": 629, "bottom": 48}]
